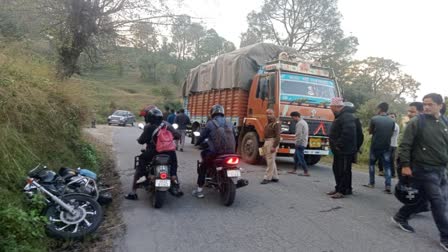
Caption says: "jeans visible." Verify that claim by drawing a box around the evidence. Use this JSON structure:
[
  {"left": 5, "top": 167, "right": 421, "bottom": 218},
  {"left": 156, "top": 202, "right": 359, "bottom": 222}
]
[
  {"left": 396, "top": 167, "right": 448, "bottom": 241},
  {"left": 198, "top": 150, "right": 216, "bottom": 187},
  {"left": 369, "top": 148, "right": 392, "bottom": 187},
  {"left": 378, "top": 147, "right": 397, "bottom": 177},
  {"left": 332, "top": 154, "right": 353, "bottom": 194},
  {"left": 175, "top": 129, "right": 186, "bottom": 149},
  {"left": 293, "top": 145, "right": 308, "bottom": 173}
]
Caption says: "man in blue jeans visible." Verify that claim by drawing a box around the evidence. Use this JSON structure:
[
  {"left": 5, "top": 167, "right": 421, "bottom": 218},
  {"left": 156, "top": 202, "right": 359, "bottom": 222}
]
[
  {"left": 288, "top": 112, "right": 309, "bottom": 176},
  {"left": 392, "top": 93, "right": 448, "bottom": 251},
  {"left": 364, "top": 102, "right": 395, "bottom": 193}
]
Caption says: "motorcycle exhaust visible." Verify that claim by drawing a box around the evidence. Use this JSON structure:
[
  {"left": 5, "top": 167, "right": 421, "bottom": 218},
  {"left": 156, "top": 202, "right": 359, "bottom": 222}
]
[{"left": 236, "top": 179, "right": 249, "bottom": 188}]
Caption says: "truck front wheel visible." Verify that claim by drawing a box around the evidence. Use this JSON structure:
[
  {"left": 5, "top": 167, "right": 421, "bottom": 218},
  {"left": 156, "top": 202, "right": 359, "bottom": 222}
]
[
  {"left": 305, "top": 155, "right": 321, "bottom": 166},
  {"left": 241, "top": 132, "right": 260, "bottom": 164}
]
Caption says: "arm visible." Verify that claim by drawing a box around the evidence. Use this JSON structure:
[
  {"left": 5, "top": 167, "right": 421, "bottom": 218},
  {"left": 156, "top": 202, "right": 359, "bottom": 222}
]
[
  {"left": 335, "top": 118, "right": 356, "bottom": 150},
  {"left": 272, "top": 122, "right": 281, "bottom": 148},
  {"left": 196, "top": 123, "right": 211, "bottom": 145},
  {"left": 356, "top": 119, "right": 364, "bottom": 151},
  {"left": 399, "top": 119, "right": 418, "bottom": 168},
  {"left": 137, "top": 125, "right": 154, "bottom": 145}
]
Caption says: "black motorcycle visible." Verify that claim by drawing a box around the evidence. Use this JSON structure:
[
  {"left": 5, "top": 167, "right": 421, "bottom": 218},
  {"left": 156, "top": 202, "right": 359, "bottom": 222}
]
[
  {"left": 194, "top": 132, "right": 249, "bottom": 206},
  {"left": 23, "top": 165, "right": 103, "bottom": 240}
]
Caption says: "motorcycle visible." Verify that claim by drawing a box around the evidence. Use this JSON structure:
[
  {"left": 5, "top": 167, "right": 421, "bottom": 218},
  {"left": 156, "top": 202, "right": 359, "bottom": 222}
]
[
  {"left": 23, "top": 164, "right": 103, "bottom": 240},
  {"left": 135, "top": 123, "right": 178, "bottom": 208},
  {"left": 194, "top": 131, "right": 249, "bottom": 206}
]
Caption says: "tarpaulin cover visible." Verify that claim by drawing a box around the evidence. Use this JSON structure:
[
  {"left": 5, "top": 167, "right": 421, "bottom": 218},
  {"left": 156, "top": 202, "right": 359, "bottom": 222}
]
[{"left": 182, "top": 43, "right": 298, "bottom": 96}]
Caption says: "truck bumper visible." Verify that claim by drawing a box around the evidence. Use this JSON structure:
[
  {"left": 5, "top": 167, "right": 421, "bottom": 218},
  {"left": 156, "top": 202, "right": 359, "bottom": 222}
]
[{"left": 278, "top": 147, "right": 330, "bottom": 156}]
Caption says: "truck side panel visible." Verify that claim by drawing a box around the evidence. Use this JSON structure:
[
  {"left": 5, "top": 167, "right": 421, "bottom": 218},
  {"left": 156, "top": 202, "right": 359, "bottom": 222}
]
[{"left": 186, "top": 88, "right": 249, "bottom": 126}]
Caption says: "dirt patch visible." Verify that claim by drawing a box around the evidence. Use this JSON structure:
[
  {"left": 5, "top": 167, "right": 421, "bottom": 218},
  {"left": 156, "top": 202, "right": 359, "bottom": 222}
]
[{"left": 52, "top": 125, "right": 125, "bottom": 252}]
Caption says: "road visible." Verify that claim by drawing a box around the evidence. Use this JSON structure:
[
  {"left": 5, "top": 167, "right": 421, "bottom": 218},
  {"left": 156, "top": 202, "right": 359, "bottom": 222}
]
[{"left": 111, "top": 126, "right": 442, "bottom": 252}]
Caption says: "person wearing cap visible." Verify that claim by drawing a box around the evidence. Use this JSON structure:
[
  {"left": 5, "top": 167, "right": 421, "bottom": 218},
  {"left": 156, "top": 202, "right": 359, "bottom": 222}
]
[{"left": 328, "top": 97, "right": 358, "bottom": 198}]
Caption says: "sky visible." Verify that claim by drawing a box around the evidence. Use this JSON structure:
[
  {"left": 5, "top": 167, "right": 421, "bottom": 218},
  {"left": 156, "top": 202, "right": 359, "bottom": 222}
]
[{"left": 181, "top": 0, "right": 448, "bottom": 100}]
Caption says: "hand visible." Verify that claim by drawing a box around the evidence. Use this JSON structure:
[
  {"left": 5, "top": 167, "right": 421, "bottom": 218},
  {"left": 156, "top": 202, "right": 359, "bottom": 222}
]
[
  {"left": 270, "top": 147, "right": 276, "bottom": 153},
  {"left": 401, "top": 167, "right": 413, "bottom": 177}
]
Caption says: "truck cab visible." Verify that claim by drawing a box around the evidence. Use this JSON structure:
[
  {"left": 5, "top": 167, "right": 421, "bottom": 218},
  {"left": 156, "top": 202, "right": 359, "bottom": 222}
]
[{"left": 239, "top": 59, "right": 340, "bottom": 165}]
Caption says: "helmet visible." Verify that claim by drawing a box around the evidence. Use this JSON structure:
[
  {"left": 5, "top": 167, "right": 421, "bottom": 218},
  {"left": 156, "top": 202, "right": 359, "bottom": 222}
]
[
  {"left": 140, "top": 105, "right": 157, "bottom": 118},
  {"left": 145, "top": 107, "right": 163, "bottom": 124},
  {"left": 210, "top": 104, "right": 225, "bottom": 118},
  {"left": 343, "top": 101, "right": 354, "bottom": 108},
  {"left": 394, "top": 179, "right": 423, "bottom": 206},
  {"left": 37, "top": 169, "right": 57, "bottom": 183}
]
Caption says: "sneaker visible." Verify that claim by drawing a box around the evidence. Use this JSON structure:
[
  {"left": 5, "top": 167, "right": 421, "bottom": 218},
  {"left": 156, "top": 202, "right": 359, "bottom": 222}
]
[
  {"left": 124, "top": 193, "right": 138, "bottom": 200},
  {"left": 391, "top": 216, "right": 415, "bottom": 233},
  {"left": 169, "top": 182, "right": 184, "bottom": 197},
  {"left": 260, "top": 179, "right": 271, "bottom": 184},
  {"left": 192, "top": 189, "right": 204, "bottom": 198},
  {"left": 363, "top": 184, "right": 375, "bottom": 188},
  {"left": 440, "top": 240, "right": 448, "bottom": 251},
  {"left": 180, "top": 148, "right": 183, "bottom": 152},
  {"left": 326, "top": 190, "right": 337, "bottom": 195}
]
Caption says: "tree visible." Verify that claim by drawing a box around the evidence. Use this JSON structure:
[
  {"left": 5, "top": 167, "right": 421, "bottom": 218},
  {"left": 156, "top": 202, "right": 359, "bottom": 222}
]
[
  {"left": 340, "top": 57, "right": 420, "bottom": 107},
  {"left": 240, "top": 0, "right": 356, "bottom": 60},
  {"left": 130, "top": 22, "right": 159, "bottom": 52},
  {"left": 197, "top": 29, "right": 235, "bottom": 62},
  {"left": 34, "top": 0, "right": 173, "bottom": 79}
]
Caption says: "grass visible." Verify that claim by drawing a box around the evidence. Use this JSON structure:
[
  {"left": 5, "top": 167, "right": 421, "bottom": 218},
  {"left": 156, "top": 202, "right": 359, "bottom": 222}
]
[{"left": 73, "top": 69, "right": 182, "bottom": 123}]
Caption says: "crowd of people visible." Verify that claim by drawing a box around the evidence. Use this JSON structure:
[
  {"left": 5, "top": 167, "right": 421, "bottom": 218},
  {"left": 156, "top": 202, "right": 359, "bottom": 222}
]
[{"left": 127, "top": 93, "right": 448, "bottom": 250}]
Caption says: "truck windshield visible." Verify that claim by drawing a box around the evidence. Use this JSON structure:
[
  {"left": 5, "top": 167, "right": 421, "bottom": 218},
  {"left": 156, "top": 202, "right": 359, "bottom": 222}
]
[{"left": 280, "top": 73, "right": 336, "bottom": 104}]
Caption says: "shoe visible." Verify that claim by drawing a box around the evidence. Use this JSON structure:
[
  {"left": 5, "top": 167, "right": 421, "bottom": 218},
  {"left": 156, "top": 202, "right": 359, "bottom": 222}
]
[
  {"left": 385, "top": 186, "right": 392, "bottom": 194},
  {"left": 287, "top": 170, "right": 297, "bottom": 174},
  {"left": 331, "top": 192, "right": 344, "bottom": 199},
  {"left": 391, "top": 216, "right": 415, "bottom": 233},
  {"left": 271, "top": 178, "right": 279, "bottom": 182},
  {"left": 298, "top": 172, "right": 310, "bottom": 177},
  {"left": 326, "top": 190, "right": 337, "bottom": 195},
  {"left": 192, "top": 189, "right": 204, "bottom": 198},
  {"left": 260, "top": 179, "right": 271, "bottom": 184},
  {"left": 378, "top": 171, "right": 384, "bottom": 176},
  {"left": 180, "top": 148, "right": 183, "bottom": 152},
  {"left": 440, "top": 240, "right": 448, "bottom": 251},
  {"left": 169, "top": 182, "right": 184, "bottom": 197},
  {"left": 124, "top": 193, "right": 138, "bottom": 200},
  {"left": 363, "top": 184, "right": 375, "bottom": 188},
  {"left": 343, "top": 190, "right": 353, "bottom": 195}
]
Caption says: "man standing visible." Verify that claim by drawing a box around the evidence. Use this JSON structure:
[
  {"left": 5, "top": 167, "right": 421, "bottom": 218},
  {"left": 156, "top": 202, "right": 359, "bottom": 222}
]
[
  {"left": 392, "top": 93, "right": 448, "bottom": 251},
  {"left": 378, "top": 113, "right": 400, "bottom": 178},
  {"left": 288, "top": 111, "right": 310, "bottom": 176},
  {"left": 167, "top": 109, "right": 176, "bottom": 124},
  {"left": 328, "top": 97, "right": 357, "bottom": 198},
  {"left": 408, "top": 101, "right": 424, "bottom": 119},
  {"left": 174, "top": 109, "right": 190, "bottom": 152},
  {"left": 261, "top": 109, "right": 281, "bottom": 184},
  {"left": 364, "top": 102, "right": 395, "bottom": 193}
]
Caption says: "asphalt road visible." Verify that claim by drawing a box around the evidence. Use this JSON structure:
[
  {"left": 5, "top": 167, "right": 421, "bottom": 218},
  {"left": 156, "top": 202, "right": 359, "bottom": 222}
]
[{"left": 112, "top": 126, "right": 442, "bottom": 252}]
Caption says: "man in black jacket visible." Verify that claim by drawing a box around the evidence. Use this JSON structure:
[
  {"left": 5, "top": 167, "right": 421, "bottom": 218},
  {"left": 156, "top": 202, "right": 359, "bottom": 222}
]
[{"left": 328, "top": 97, "right": 358, "bottom": 199}]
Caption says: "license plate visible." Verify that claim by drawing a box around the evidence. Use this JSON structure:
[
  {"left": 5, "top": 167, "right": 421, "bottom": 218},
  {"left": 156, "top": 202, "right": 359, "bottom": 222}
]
[
  {"left": 309, "top": 138, "right": 321, "bottom": 148},
  {"left": 155, "top": 179, "right": 171, "bottom": 187},
  {"left": 227, "top": 169, "right": 241, "bottom": 177}
]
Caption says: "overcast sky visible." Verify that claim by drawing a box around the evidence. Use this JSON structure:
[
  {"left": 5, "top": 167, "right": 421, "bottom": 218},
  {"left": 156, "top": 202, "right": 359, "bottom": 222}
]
[{"left": 182, "top": 0, "right": 448, "bottom": 100}]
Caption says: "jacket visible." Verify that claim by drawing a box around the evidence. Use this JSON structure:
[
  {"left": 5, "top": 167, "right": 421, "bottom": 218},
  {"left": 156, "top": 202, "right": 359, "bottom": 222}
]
[
  {"left": 295, "top": 119, "right": 309, "bottom": 147},
  {"left": 174, "top": 113, "right": 191, "bottom": 130},
  {"left": 329, "top": 107, "right": 358, "bottom": 155},
  {"left": 399, "top": 114, "right": 448, "bottom": 169},
  {"left": 196, "top": 115, "right": 236, "bottom": 154}
]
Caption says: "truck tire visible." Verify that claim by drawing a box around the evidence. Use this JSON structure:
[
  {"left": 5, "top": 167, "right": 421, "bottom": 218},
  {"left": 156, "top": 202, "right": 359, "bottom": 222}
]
[
  {"left": 241, "top": 132, "right": 260, "bottom": 164},
  {"left": 305, "top": 155, "right": 321, "bottom": 166}
]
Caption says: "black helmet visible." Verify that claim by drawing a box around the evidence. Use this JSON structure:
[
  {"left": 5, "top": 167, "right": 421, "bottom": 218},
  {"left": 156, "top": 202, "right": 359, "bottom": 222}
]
[
  {"left": 146, "top": 107, "right": 163, "bottom": 124},
  {"left": 210, "top": 104, "right": 225, "bottom": 118},
  {"left": 394, "top": 179, "right": 423, "bottom": 206},
  {"left": 37, "top": 169, "right": 57, "bottom": 183}
]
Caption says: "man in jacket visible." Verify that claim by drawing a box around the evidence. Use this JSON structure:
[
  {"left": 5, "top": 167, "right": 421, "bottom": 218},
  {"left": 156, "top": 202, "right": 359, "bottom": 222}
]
[
  {"left": 328, "top": 97, "right": 358, "bottom": 198},
  {"left": 288, "top": 111, "right": 310, "bottom": 176},
  {"left": 192, "top": 104, "right": 236, "bottom": 198},
  {"left": 174, "top": 109, "right": 191, "bottom": 152},
  {"left": 364, "top": 102, "right": 395, "bottom": 193},
  {"left": 392, "top": 93, "right": 448, "bottom": 251}
]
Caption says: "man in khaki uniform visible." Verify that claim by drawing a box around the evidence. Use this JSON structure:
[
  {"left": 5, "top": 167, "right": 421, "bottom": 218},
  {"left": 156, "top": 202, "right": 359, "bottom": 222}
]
[{"left": 261, "top": 109, "right": 281, "bottom": 184}]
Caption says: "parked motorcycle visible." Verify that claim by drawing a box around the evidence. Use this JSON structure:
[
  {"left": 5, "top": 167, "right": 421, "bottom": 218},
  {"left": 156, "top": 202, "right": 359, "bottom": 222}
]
[
  {"left": 194, "top": 131, "right": 249, "bottom": 206},
  {"left": 23, "top": 164, "right": 103, "bottom": 240},
  {"left": 135, "top": 123, "right": 177, "bottom": 208}
]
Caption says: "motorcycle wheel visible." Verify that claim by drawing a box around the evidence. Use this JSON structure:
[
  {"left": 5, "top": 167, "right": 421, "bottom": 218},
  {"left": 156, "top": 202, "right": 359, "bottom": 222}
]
[
  {"left": 44, "top": 193, "right": 103, "bottom": 240},
  {"left": 221, "top": 177, "right": 236, "bottom": 206},
  {"left": 153, "top": 191, "right": 166, "bottom": 209}
]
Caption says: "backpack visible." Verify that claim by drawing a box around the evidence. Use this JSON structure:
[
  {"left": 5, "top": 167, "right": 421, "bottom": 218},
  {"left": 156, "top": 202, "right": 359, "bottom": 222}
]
[
  {"left": 209, "top": 119, "right": 236, "bottom": 154},
  {"left": 153, "top": 124, "right": 176, "bottom": 152}
]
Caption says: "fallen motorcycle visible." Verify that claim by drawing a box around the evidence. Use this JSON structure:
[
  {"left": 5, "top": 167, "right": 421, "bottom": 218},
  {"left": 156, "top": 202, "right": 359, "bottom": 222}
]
[{"left": 24, "top": 164, "right": 103, "bottom": 240}]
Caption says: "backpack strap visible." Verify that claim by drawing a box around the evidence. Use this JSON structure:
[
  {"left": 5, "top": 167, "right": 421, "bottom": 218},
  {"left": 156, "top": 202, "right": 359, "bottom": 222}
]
[
  {"left": 151, "top": 124, "right": 164, "bottom": 144},
  {"left": 212, "top": 119, "right": 220, "bottom": 128}
]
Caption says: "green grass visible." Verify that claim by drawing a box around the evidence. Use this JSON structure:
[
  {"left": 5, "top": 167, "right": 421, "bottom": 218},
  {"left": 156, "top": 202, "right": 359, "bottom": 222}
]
[{"left": 74, "top": 69, "right": 182, "bottom": 123}]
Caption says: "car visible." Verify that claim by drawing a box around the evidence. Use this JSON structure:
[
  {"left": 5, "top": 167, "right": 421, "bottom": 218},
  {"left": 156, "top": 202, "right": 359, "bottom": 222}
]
[{"left": 107, "top": 110, "right": 135, "bottom": 126}]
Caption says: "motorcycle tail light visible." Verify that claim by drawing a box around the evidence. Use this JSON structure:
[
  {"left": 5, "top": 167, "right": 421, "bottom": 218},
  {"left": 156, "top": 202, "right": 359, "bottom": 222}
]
[
  {"left": 226, "top": 157, "right": 239, "bottom": 165},
  {"left": 160, "top": 172, "right": 168, "bottom": 179}
]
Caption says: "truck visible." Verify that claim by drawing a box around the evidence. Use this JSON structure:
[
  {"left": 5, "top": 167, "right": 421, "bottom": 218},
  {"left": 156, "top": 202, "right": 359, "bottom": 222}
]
[{"left": 182, "top": 43, "right": 341, "bottom": 165}]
